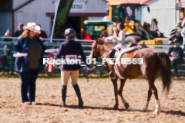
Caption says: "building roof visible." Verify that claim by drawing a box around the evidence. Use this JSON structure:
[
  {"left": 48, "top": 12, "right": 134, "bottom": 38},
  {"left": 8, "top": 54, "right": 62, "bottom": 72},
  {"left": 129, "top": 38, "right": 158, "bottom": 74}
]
[
  {"left": 105, "top": 0, "right": 151, "bottom": 5},
  {"left": 13, "top": 0, "right": 34, "bottom": 12}
]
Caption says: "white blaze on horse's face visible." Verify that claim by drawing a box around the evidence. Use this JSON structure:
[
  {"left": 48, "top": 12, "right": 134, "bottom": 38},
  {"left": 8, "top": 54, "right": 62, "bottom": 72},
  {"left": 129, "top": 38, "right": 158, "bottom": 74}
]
[{"left": 90, "top": 43, "right": 98, "bottom": 59}]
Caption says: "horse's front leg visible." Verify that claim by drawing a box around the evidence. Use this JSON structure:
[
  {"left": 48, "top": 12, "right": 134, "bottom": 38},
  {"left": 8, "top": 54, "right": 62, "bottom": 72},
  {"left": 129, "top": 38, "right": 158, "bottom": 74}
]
[
  {"left": 118, "top": 79, "right": 129, "bottom": 110},
  {"left": 111, "top": 78, "right": 118, "bottom": 109}
]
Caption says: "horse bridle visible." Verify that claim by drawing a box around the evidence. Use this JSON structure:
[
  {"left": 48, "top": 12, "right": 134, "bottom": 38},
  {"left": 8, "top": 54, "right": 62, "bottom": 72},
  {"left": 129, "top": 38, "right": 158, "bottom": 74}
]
[
  {"left": 87, "top": 43, "right": 108, "bottom": 82},
  {"left": 92, "top": 43, "right": 97, "bottom": 58}
]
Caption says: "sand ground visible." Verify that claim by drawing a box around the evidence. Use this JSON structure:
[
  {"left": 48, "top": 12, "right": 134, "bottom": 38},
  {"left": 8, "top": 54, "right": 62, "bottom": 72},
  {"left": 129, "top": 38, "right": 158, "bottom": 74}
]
[{"left": 0, "top": 78, "right": 185, "bottom": 123}]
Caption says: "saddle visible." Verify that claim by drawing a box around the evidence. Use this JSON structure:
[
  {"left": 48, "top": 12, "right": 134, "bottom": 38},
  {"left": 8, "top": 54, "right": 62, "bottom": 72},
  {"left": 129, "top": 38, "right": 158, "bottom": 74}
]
[
  {"left": 109, "top": 44, "right": 140, "bottom": 79},
  {"left": 111, "top": 43, "right": 139, "bottom": 59}
]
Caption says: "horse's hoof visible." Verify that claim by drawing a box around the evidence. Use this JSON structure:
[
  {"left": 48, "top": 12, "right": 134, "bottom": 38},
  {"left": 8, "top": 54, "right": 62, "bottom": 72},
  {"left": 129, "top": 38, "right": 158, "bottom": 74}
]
[
  {"left": 154, "top": 109, "right": 160, "bottom": 115},
  {"left": 142, "top": 108, "right": 147, "bottom": 112},
  {"left": 113, "top": 104, "right": 118, "bottom": 109},
  {"left": 142, "top": 106, "right": 148, "bottom": 112},
  {"left": 124, "top": 103, "right": 129, "bottom": 110},
  {"left": 141, "top": 102, "right": 149, "bottom": 112}
]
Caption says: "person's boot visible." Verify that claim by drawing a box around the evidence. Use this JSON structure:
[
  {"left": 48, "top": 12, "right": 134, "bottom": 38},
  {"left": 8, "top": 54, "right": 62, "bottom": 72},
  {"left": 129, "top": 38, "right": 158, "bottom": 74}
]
[
  {"left": 73, "top": 84, "right": 83, "bottom": 107},
  {"left": 109, "top": 49, "right": 116, "bottom": 59},
  {"left": 61, "top": 85, "right": 67, "bottom": 107},
  {"left": 108, "top": 49, "right": 117, "bottom": 79}
]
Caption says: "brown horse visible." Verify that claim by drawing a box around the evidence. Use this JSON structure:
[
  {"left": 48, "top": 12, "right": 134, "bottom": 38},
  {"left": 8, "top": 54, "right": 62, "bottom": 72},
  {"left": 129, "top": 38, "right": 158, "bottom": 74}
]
[{"left": 89, "top": 38, "right": 172, "bottom": 114}]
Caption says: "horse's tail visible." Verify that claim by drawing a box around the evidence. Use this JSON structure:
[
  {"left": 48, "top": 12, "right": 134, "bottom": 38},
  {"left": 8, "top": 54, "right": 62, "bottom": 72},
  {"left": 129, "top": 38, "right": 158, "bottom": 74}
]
[{"left": 157, "top": 52, "right": 172, "bottom": 98}]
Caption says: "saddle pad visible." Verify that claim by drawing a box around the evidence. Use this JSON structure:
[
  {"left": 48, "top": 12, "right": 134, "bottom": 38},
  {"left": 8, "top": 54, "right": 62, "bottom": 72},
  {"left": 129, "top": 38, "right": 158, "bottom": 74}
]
[
  {"left": 114, "top": 46, "right": 140, "bottom": 79},
  {"left": 114, "top": 65, "right": 125, "bottom": 79},
  {"left": 115, "top": 46, "right": 140, "bottom": 59}
]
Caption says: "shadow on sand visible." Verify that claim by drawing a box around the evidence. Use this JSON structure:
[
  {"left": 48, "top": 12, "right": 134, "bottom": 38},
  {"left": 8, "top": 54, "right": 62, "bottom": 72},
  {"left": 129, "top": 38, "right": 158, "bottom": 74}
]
[{"left": 36, "top": 103, "right": 185, "bottom": 116}]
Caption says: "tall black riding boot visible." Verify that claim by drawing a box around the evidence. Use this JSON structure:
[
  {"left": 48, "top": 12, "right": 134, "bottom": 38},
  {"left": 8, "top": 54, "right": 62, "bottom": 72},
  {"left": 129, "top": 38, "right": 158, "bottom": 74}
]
[
  {"left": 73, "top": 84, "right": 83, "bottom": 107},
  {"left": 109, "top": 49, "right": 116, "bottom": 59},
  {"left": 61, "top": 85, "right": 67, "bottom": 107}
]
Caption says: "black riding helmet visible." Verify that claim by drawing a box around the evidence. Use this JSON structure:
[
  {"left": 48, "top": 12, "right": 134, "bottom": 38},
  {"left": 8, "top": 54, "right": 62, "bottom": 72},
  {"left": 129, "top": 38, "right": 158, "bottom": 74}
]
[{"left": 64, "top": 28, "right": 76, "bottom": 39}]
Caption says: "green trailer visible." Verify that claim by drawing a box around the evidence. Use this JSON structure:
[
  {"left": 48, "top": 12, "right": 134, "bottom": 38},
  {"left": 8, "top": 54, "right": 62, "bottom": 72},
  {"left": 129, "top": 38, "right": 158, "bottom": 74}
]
[{"left": 83, "top": 20, "right": 114, "bottom": 39}]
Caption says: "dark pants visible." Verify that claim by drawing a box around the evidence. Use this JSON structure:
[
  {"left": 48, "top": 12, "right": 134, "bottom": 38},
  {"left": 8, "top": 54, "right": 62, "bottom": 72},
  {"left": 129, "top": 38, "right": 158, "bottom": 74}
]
[
  {"left": 171, "top": 59, "right": 183, "bottom": 76},
  {"left": 19, "top": 69, "right": 39, "bottom": 102}
]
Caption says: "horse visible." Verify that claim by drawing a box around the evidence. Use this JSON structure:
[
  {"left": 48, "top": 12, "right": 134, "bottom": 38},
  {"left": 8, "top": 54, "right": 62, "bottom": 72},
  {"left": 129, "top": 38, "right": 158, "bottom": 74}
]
[{"left": 89, "top": 38, "right": 172, "bottom": 114}]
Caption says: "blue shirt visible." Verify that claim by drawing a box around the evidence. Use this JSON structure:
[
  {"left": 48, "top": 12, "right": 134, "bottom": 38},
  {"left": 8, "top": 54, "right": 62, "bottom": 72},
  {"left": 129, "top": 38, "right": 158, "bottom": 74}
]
[{"left": 13, "top": 37, "right": 46, "bottom": 73}]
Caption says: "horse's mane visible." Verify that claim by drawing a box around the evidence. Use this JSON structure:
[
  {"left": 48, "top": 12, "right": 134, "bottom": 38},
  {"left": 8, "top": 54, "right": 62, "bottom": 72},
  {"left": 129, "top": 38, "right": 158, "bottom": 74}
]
[
  {"left": 96, "top": 38, "right": 114, "bottom": 45},
  {"left": 92, "top": 38, "right": 114, "bottom": 50}
]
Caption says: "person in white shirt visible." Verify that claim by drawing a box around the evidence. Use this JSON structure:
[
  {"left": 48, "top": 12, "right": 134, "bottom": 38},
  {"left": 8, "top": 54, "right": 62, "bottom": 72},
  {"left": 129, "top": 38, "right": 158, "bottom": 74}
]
[
  {"left": 108, "top": 23, "right": 126, "bottom": 56},
  {"left": 105, "top": 22, "right": 125, "bottom": 44},
  {"left": 114, "top": 22, "right": 125, "bottom": 44},
  {"left": 108, "top": 23, "right": 125, "bottom": 78}
]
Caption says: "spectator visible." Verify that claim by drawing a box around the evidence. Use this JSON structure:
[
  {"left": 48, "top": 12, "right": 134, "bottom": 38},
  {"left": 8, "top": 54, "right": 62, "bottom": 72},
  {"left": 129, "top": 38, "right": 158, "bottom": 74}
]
[
  {"left": 168, "top": 43, "right": 184, "bottom": 78},
  {"left": 2, "top": 29, "right": 13, "bottom": 72},
  {"left": 3, "top": 28, "right": 13, "bottom": 42},
  {"left": 36, "top": 24, "right": 48, "bottom": 41},
  {"left": 150, "top": 18, "right": 164, "bottom": 38},
  {"left": 14, "top": 23, "right": 24, "bottom": 37},
  {"left": 3, "top": 29, "right": 13, "bottom": 58},
  {"left": 13, "top": 22, "right": 47, "bottom": 105}
]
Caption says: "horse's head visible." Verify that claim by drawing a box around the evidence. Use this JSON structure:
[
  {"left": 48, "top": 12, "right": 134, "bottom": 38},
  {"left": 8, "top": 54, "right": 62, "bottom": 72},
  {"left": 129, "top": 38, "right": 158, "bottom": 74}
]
[{"left": 89, "top": 38, "right": 106, "bottom": 60}]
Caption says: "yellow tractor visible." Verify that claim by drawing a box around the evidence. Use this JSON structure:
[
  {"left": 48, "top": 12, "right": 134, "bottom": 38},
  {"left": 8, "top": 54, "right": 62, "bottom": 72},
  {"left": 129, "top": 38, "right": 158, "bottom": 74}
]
[{"left": 106, "top": 0, "right": 167, "bottom": 45}]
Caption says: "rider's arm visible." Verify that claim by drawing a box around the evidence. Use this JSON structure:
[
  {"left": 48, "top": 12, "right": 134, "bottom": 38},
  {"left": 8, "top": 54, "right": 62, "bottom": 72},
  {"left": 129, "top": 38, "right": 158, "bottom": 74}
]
[
  {"left": 79, "top": 43, "right": 90, "bottom": 67},
  {"left": 116, "top": 31, "right": 125, "bottom": 43},
  {"left": 105, "top": 31, "right": 117, "bottom": 41},
  {"left": 55, "top": 43, "right": 64, "bottom": 58}
]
